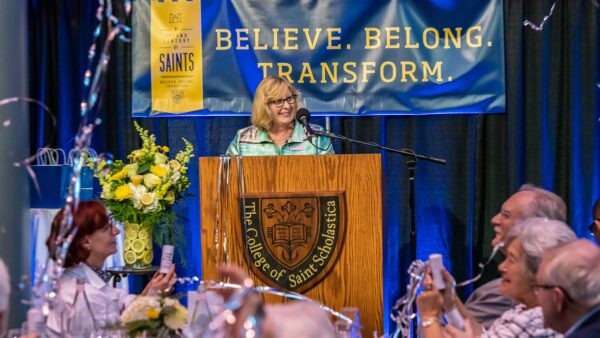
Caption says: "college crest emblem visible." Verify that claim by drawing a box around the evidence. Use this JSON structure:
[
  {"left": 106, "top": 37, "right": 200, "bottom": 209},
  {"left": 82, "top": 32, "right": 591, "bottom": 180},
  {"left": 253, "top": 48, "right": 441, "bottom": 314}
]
[{"left": 242, "top": 192, "right": 345, "bottom": 292}]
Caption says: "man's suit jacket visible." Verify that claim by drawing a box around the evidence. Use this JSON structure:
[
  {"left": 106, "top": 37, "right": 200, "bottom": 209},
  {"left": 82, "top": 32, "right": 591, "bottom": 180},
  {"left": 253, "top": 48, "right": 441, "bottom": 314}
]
[{"left": 567, "top": 305, "right": 600, "bottom": 338}]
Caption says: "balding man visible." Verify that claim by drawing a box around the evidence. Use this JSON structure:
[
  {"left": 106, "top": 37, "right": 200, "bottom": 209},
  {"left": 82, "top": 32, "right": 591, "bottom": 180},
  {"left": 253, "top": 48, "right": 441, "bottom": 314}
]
[
  {"left": 465, "top": 184, "right": 567, "bottom": 328},
  {"left": 535, "top": 239, "right": 600, "bottom": 337}
]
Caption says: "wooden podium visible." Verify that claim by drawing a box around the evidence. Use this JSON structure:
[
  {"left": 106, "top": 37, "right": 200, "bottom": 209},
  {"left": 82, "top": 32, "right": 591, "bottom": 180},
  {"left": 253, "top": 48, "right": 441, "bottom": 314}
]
[{"left": 199, "top": 154, "right": 383, "bottom": 334}]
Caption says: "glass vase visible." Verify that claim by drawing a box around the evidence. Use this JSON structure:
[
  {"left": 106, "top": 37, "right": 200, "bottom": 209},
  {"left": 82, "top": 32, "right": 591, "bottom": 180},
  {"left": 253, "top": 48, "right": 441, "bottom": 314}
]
[{"left": 123, "top": 221, "right": 154, "bottom": 269}]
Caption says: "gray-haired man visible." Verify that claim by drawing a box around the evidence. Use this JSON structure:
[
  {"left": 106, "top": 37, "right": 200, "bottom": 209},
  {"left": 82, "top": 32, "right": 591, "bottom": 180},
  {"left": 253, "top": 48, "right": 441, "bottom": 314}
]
[
  {"left": 535, "top": 239, "right": 600, "bottom": 337},
  {"left": 465, "top": 184, "right": 567, "bottom": 328}
]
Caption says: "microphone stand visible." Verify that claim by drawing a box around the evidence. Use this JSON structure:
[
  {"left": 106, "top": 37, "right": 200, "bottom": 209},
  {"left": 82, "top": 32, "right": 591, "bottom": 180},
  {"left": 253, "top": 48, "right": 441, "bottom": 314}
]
[{"left": 312, "top": 129, "right": 445, "bottom": 337}]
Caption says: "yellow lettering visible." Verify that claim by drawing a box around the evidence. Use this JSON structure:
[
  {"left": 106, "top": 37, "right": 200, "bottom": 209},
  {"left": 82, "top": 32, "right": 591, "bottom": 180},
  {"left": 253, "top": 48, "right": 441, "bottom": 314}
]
[
  {"left": 364, "top": 27, "right": 381, "bottom": 49},
  {"left": 423, "top": 27, "right": 439, "bottom": 49},
  {"left": 421, "top": 61, "right": 443, "bottom": 82},
  {"left": 327, "top": 28, "right": 342, "bottom": 49},
  {"left": 385, "top": 27, "right": 400, "bottom": 48},
  {"left": 401, "top": 61, "right": 417, "bottom": 82},
  {"left": 215, "top": 29, "right": 231, "bottom": 50},
  {"left": 253, "top": 28, "right": 268, "bottom": 50},
  {"left": 272, "top": 28, "right": 280, "bottom": 50},
  {"left": 303, "top": 28, "right": 322, "bottom": 50},
  {"left": 257, "top": 63, "right": 273, "bottom": 78},
  {"left": 362, "top": 62, "right": 376, "bottom": 83},
  {"left": 278, "top": 63, "right": 293, "bottom": 83},
  {"left": 380, "top": 61, "right": 396, "bottom": 83},
  {"left": 284, "top": 28, "right": 299, "bottom": 50},
  {"left": 404, "top": 27, "right": 419, "bottom": 48},
  {"left": 466, "top": 26, "right": 482, "bottom": 47},
  {"left": 443, "top": 27, "right": 462, "bottom": 49},
  {"left": 298, "top": 63, "right": 317, "bottom": 83},
  {"left": 343, "top": 62, "right": 357, "bottom": 83},
  {"left": 321, "top": 62, "right": 338, "bottom": 83},
  {"left": 235, "top": 28, "right": 249, "bottom": 50}
]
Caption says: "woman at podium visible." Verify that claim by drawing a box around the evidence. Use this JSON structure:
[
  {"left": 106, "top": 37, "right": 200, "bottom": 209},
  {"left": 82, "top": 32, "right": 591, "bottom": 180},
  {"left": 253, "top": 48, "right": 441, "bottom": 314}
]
[{"left": 226, "top": 76, "right": 334, "bottom": 156}]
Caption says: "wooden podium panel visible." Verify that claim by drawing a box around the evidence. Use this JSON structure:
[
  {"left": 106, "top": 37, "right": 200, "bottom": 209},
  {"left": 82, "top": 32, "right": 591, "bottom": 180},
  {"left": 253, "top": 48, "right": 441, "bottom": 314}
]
[{"left": 200, "top": 154, "right": 383, "bottom": 334}]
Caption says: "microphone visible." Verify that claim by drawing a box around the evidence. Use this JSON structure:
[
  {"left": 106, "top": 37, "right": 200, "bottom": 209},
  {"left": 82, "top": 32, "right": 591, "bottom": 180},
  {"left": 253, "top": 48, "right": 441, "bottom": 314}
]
[{"left": 296, "top": 108, "right": 313, "bottom": 140}]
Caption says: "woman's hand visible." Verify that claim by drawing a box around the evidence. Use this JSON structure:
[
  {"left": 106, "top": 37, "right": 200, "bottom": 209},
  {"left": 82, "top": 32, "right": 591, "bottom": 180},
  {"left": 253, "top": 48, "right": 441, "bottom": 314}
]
[
  {"left": 417, "top": 274, "right": 444, "bottom": 318},
  {"left": 444, "top": 319, "right": 477, "bottom": 338},
  {"left": 141, "top": 264, "right": 177, "bottom": 296},
  {"left": 441, "top": 269, "right": 457, "bottom": 311}
]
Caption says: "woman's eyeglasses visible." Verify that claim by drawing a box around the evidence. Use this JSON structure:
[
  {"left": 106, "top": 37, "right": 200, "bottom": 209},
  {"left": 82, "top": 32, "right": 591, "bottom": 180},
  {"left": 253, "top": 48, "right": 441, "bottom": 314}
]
[{"left": 268, "top": 95, "right": 297, "bottom": 108}]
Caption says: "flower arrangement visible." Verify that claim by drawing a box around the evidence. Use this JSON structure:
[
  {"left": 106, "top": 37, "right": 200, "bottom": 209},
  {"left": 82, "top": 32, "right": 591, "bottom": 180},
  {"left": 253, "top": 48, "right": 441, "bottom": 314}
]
[
  {"left": 93, "top": 121, "right": 194, "bottom": 266},
  {"left": 120, "top": 295, "right": 188, "bottom": 337}
]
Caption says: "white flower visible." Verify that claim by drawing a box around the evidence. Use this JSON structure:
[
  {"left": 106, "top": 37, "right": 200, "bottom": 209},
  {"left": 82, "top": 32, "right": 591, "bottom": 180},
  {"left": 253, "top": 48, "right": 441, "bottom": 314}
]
[
  {"left": 143, "top": 173, "right": 161, "bottom": 189},
  {"left": 169, "top": 171, "right": 181, "bottom": 184},
  {"left": 130, "top": 183, "right": 147, "bottom": 210},
  {"left": 142, "top": 192, "right": 160, "bottom": 213},
  {"left": 121, "top": 296, "right": 161, "bottom": 324},
  {"left": 163, "top": 298, "right": 188, "bottom": 330}
]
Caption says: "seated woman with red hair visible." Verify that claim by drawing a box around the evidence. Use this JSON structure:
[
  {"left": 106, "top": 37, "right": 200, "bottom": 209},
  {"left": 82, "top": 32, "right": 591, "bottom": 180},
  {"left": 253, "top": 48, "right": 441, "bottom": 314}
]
[{"left": 45, "top": 200, "right": 176, "bottom": 334}]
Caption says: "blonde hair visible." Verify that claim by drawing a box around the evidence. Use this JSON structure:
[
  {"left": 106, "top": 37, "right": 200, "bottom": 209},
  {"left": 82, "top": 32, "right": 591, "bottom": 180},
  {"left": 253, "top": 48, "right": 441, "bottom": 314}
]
[{"left": 251, "top": 76, "right": 300, "bottom": 131}]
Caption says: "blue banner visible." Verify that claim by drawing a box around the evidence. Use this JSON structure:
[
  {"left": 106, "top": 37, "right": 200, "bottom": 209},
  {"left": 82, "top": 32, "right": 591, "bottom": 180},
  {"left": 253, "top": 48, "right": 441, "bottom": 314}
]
[{"left": 133, "top": 0, "right": 505, "bottom": 117}]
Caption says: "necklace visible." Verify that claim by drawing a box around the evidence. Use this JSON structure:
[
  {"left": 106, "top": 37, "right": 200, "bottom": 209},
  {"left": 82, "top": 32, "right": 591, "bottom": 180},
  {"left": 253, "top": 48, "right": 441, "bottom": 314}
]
[{"left": 269, "top": 128, "right": 292, "bottom": 141}]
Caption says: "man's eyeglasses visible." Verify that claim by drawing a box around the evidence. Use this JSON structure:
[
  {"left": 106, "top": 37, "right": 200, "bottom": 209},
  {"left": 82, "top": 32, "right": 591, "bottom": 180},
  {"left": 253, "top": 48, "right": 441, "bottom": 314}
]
[
  {"left": 531, "top": 283, "right": 573, "bottom": 302},
  {"left": 268, "top": 95, "right": 297, "bottom": 108}
]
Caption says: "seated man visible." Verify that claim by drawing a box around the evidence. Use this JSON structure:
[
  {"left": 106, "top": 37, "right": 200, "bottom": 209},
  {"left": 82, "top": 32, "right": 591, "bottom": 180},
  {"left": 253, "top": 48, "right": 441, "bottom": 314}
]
[
  {"left": 535, "top": 239, "right": 600, "bottom": 337},
  {"left": 465, "top": 184, "right": 567, "bottom": 328},
  {"left": 418, "top": 218, "right": 575, "bottom": 338}
]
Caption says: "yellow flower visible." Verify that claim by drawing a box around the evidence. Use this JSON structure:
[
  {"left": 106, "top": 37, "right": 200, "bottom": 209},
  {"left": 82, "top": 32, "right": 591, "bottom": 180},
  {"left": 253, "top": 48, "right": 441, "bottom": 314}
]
[
  {"left": 109, "top": 168, "right": 128, "bottom": 181},
  {"left": 150, "top": 165, "right": 168, "bottom": 177},
  {"left": 162, "top": 146, "right": 170, "bottom": 152},
  {"left": 114, "top": 184, "right": 132, "bottom": 201},
  {"left": 127, "top": 149, "right": 142, "bottom": 161},
  {"left": 146, "top": 307, "right": 160, "bottom": 319},
  {"left": 131, "top": 175, "right": 143, "bottom": 186}
]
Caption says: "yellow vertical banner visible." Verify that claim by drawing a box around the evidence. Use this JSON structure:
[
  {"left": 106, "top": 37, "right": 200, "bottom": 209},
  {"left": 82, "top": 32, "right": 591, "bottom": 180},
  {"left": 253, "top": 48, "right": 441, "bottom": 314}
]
[{"left": 151, "top": 0, "right": 203, "bottom": 113}]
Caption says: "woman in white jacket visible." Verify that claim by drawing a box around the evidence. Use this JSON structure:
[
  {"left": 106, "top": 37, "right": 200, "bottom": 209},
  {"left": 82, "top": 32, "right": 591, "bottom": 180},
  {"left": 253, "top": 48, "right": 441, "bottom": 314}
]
[{"left": 45, "top": 201, "right": 175, "bottom": 334}]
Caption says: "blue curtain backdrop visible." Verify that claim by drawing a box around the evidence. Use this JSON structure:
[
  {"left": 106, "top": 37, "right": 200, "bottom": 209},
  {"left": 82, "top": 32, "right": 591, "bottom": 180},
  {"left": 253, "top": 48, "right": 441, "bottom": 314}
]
[{"left": 28, "top": 0, "right": 599, "bottom": 333}]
